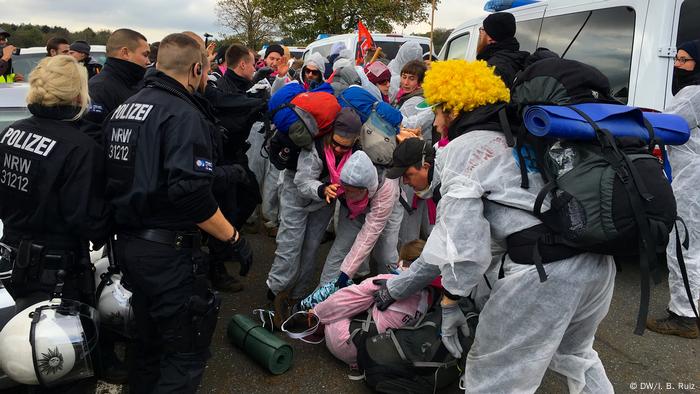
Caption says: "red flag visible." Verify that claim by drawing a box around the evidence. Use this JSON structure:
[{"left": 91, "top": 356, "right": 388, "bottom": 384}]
[{"left": 357, "top": 20, "right": 375, "bottom": 64}]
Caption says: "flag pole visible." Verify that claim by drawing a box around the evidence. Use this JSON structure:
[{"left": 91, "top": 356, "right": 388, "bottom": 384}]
[{"left": 429, "top": 0, "right": 436, "bottom": 58}]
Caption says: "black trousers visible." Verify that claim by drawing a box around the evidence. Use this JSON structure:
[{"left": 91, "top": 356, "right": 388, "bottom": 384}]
[{"left": 115, "top": 234, "right": 217, "bottom": 394}]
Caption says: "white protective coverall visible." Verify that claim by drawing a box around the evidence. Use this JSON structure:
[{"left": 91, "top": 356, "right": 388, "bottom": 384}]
[
  {"left": 387, "top": 130, "right": 615, "bottom": 393},
  {"left": 665, "top": 85, "right": 700, "bottom": 317},
  {"left": 387, "top": 41, "right": 423, "bottom": 103},
  {"left": 318, "top": 151, "right": 403, "bottom": 284},
  {"left": 265, "top": 159, "right": 334, "bottom": 299},
  {"left": 246, "top": 122, "right": 282, "bottom": 230}
]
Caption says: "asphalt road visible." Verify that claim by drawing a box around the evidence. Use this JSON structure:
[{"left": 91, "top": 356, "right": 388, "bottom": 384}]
[
  {"left": 88, "top": 226, "right": 700, "bottom": 394},
  {"left": 191, "top": 229, "right": 700, "bottom": 394}
]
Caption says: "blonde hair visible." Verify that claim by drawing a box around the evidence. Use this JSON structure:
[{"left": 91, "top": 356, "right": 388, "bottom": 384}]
[
  {"left": 423, "top": 60, "right": 510, "bottom": 116},
  {"left": 26, "top": 55, "right": 89, "bottom": 120}
]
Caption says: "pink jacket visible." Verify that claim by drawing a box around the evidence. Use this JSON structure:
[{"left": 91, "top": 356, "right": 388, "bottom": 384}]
[
  {"left": 339, "top": 178, "right": 400, "bottom": 277},
  {"left": 313, "top": 274, "right": 430, "bottom": 366}
]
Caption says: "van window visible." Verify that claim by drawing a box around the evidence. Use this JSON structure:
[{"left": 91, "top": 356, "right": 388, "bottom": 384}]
[
  {"left": 310, "top": 44, "right": 335, "bottom": 59},
  {"left": 445, "top": 33, "right": 470, "bottom": 60},
  {"left": 677, "top": 0, "right": 700, "bottom": 45},
  {"left": 356, "top": 40, "right": 429, "bottom": 61},
  {"left": 538, "top": 6, "right": 635, "bottom": 103},
  {"left": 515, "top": 19, "right": 542, "bottom": 53}
]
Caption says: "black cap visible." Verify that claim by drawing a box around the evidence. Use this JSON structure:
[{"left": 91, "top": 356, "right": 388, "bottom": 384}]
[
  {"left": 386, "top": 138, "right": 436, "bottom": 179},
  {"left": 678, "top": 40, "right": 700, "bottom": 62},
  {"left": 0, "top": 28, "right": 10, "bottom": 38},
  {"left": 265, "top": 44, "right": 284, "bottom": 59},
  {"left": 69, "top": 40, "right": 91, "bottom": 55},
  {"left": 215, "top": 45, "right": 229, "bottom": 65},
  {"left": 483, "top": 12, "right": 516, "bottom": 42}
]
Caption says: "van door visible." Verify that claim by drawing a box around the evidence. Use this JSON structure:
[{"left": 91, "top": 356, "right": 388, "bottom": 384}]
[
  {"left": 442, "top": 28, "right": 475, "bottom": 60},
  {"left": 668, "top": 0, "right": 700, "bottom": 104}
]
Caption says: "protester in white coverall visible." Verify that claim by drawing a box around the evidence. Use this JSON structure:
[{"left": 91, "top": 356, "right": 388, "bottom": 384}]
[
  {"left": 318, "top": 151, "right": 403, "bottom": 288},
  {"left": 646, "top": 83, "right": 700, "bottom": 339},
  {"left": 373, "top": 60, "right": 615, "bottom": 393},
  {"left": 266, "top": 108, "right": 363, "bottom": 325}
]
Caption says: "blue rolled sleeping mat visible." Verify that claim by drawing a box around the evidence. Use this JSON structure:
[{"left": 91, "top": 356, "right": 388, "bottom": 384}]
[{"left": 522, "top": 103, "right": 690, "bottom": 145}]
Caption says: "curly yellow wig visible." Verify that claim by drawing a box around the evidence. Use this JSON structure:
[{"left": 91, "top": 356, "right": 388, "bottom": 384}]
[{"left": 423, "top": 60, "right": 510, "bottom": 116}]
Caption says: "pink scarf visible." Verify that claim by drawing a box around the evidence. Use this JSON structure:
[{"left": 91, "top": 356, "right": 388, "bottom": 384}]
[
  {"left": 438, "top": 137, "right": 449, "bottom": 148},
  {"left": 323, "top": 143, "right": 352, "bottom": 198},
  {"left": 325, "top": 144, "right": 370, "bottom": 219},
  {"left": 346, "top": 192, "right": 370, "bottom": 220}
]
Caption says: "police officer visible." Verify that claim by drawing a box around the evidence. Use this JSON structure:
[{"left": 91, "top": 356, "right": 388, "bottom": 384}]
[
  {"left": 83, "top": 28, "right": 150, "bottom": 142},
  {"left": 0, "top": 54, "right": 110, "bottom": 310},
  {"left": 104, "top": 33, "right": 253, "bottom": 393},
  {"left": 69, "top": 40, "right": 103, "bottom": 79},
  {"left": 204, "top": 43, "right": 266, "bottom": 292},
  {"left": 0, "top": 55, "right": 110, "bottom": 392}
]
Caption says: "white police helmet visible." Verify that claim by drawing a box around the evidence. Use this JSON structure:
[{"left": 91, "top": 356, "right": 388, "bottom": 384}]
[
  {"left": 93, "top": 256, "right": 110, "bottom": 287},
  {"left": 97, "top": 274, "right": 135, "bottom": 337},
  {"left": 89, "top": 246, "right": 105, "bottom": 264},
  {"left": 0, "top": 299, "right": 98, "bottom": 386},
  {"left": 0, "top": 242, "right": 14, "bottom": 280},
  {"left": 0, "top": 283, "right": 15, "bottom": 331}
]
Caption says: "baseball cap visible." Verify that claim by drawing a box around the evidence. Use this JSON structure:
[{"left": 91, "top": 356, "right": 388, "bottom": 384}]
[{"left": 386, "top": 138, "right": 435, "bottom": 179}]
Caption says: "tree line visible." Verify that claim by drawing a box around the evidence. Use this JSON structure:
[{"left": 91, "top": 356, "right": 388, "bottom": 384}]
[{"left": 0, "top": 23, "right": 111, "bottom": 48}]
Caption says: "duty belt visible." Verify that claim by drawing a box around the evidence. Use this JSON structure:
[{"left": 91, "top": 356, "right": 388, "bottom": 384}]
[{"left": 125, "top": 229, "right": 201, "bottom": 250}]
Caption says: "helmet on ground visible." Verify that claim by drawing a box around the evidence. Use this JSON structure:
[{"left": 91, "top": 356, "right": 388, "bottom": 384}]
[
  {"left": 0, "top": 283, "right": 15, "bottom": 331},
  {"left": 96, "top": 273, "right": 135, "bottom": 337},
  {"left": 0, "top": 299, "right": 98, "bottom": 386}
]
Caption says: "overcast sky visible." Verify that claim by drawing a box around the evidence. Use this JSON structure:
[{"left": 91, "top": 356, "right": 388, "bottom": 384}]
[{"left": 0, "top": 0, "right": 486, "bottom": 43}]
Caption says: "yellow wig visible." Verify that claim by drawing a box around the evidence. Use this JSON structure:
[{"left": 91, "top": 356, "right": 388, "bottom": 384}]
[{"left": 422, "top": 60, "right": 510, "bottom": 116}]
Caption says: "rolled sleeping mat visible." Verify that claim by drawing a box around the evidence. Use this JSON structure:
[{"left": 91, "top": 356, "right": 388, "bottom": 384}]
[
  {"left": 227, "top": 314, "right": 293, "bottom": 375},
  {"left": 523, "top": 103, "right": 690, "bottom": 145}
]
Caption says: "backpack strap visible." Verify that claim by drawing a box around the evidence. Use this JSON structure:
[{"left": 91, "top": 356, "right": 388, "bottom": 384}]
[{"left": 673, "top": 218, "right": 700, "bottom": 328}]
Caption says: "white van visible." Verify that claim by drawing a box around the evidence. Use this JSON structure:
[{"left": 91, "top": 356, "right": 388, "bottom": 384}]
[
  {"left": 12, "top": 45, "right": 107, "bottom": 78},
  {"left": 303, "top": 33, "right": 432, "bottom": 62},
  {"left": 438, "top": 0, "right": 700, "bottom": 111}
]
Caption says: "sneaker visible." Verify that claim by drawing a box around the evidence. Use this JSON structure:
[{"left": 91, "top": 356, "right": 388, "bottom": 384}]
[{"left": 646, "top": 310, "right": 699, "bottom": 339}]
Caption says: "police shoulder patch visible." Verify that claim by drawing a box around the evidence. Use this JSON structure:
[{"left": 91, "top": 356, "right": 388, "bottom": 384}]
[{"left": 194, "top": 157, "right": 213, "bottom": 173}]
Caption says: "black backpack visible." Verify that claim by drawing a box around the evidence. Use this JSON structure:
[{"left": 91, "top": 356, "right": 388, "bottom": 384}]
[
  {"left": 350, "top": 291, "right": 477, "bottom": 393},
  {"left": 505, "top": 57, "right": 697, "bottom": 334}
]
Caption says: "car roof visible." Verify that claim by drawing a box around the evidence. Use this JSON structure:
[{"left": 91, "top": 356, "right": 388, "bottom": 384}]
[
  {"left": 308, "top": 33, "right": 430, "bottom": 47},
  {"left": 0, "top": 83, "right": 30, "bottom": 108},
  {"left": 17, "top": 45, "right": 107, "bottom": 54}
]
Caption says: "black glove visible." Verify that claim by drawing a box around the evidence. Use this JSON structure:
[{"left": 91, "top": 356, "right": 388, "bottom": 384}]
[
  {"left": 252, "top": 67, "right": 273, "bottom": 84},
  {"left": 372, "top": 279, "right": 396, "bottom": 311},
  {"left": 231, "top": 236, "right": 253, "bottom": 276}
]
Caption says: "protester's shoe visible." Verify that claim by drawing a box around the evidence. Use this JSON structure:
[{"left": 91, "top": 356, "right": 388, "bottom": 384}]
[
  {"left": 272, "top": 289, "right": 291, "bottom": 329},
  {"left": 266, "top": 226, "right": 278, "bottom": 238},
  {"left": 646, "top": 310, "right": 699, "bottom": 339}
]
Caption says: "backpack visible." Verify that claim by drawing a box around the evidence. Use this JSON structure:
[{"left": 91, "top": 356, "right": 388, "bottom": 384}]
[
  {"left": 350, "top": 291, "right": 477, "bottom": 393},
  {"left": 266, "top": 82, "right": 341, "bottom": 170},
  {"left": 338, "top": 86, "right": 402, "bottom": 166},
  {"left": 505, "top": 57, "right": 697, "bottom": 334}
]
